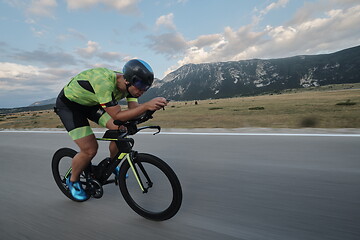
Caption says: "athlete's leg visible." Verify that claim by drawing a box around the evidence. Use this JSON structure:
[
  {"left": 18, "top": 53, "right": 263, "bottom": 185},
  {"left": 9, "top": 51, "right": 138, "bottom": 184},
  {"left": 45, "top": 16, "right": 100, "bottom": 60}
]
[
  {"left": 70, "top": 134, "right": 98, "bottom": 182},
  {"left": 55, "top": 92, "right": 98, "bottom": 199},
  {"left": 106, "top": 119, "right": 119, "bottom": 158},
  {"left": 105, "top": 119, "right": 126, "bottom": 177}
]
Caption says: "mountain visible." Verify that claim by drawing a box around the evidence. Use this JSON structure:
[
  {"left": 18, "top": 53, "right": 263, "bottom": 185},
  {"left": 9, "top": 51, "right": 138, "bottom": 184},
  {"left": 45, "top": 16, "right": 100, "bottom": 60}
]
[
  {"left": 10, "top": 45, "right": 360, "bottom": 111},
  {"left": 29, "top": 98, "right": 57, "bottom": 107},
  {"left": 0, "top": 104, "right": 55, "bottom": 114},
  {"left": 142, "top": 45, "right": 360, "bottom": 101}
]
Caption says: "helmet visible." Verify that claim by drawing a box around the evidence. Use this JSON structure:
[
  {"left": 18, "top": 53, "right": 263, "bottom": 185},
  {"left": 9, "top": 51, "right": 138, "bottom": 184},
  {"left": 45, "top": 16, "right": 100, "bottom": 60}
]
[{"left": 123, "top": 59, "right": 154, "bottom": 91}]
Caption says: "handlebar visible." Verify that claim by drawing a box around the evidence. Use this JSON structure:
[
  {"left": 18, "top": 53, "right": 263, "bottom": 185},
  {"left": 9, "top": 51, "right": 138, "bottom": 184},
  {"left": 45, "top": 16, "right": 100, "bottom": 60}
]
[
  {"left": 138, "top": 125, "right": 161, "bottom": 135},
  {"left": 113, "top": 110, "right": 160, "bottom": 136},
  {"left": 113, "top": 110, "right": 155, "bottom": 126}
]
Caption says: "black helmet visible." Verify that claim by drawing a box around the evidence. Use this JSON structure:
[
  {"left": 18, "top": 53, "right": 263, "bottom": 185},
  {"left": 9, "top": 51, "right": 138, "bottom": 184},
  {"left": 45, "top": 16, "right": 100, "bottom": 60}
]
[{"left": 123, "top": 59, "right": 154, "bottom": 91}]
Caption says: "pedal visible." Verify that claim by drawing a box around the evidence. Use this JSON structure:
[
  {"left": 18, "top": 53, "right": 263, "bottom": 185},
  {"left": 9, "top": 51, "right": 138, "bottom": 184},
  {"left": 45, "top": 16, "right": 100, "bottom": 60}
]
[
  {"left": 115, "top": 176, "right": 119, "bottom": 186},
  {"left": 89, "top": 179, "right": 103, "bottom": 199}
]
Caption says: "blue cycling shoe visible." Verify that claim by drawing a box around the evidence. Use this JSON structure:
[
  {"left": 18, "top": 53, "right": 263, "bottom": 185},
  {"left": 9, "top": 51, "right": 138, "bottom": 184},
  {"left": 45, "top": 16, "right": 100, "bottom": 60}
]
[
  {"left": 113, "top": 166, "right": 129, "bottom": 178},
  {"left": 66, "top": 177, "right": 88, "bottom": 201}
]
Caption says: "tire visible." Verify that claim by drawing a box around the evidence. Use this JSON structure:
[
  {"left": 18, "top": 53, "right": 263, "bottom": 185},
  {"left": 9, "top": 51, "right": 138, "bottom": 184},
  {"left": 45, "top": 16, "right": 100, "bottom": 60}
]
[
  {"left": 51, "top": 147, "right": 90, "bottom": 202},
  {"left": 119, "top": 153, "right": 182, "bottom": 221}
]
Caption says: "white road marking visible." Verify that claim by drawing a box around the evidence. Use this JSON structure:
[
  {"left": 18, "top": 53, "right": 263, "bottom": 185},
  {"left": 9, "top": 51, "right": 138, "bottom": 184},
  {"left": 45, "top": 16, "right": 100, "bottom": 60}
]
[{"left": 1, "top": 130, "right": 360, "bottom": 137}]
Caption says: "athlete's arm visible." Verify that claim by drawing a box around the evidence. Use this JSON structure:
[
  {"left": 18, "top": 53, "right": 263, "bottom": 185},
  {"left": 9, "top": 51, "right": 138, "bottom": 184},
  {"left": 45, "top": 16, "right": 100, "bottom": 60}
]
[
  {"left": 104, "top": 97, "right": 167, "bottom": 122},
  {"left": 127, "top": 100, "right": 139, "bottom": 109}
]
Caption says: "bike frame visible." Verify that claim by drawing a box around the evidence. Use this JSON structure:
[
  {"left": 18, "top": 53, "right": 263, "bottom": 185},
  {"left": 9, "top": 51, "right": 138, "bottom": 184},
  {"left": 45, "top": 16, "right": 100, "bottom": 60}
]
[
  {"left": 63, "top": 137, "right": 149, "bottom": 193},
  {"left": 97, "top": 147, "right": 149, "bottom": 193},
  {"left": 64, "top": 109, "right": 161, "bottom": 194},
  {"left": 54, "top": 109, "right": 182, "bottom": 220},
  {"left": 95, "top": 127, "right": 158, "bottom": 193}
]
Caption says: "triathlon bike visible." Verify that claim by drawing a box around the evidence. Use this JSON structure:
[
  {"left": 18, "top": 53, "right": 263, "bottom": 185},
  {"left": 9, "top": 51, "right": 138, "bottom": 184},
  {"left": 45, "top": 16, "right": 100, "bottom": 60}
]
[{"left": 51, "top": 110, "right": 182, "bottom": 221}]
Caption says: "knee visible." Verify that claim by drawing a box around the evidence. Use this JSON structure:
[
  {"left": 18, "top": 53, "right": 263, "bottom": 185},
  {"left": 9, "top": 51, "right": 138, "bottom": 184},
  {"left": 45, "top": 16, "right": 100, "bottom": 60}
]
[
  {"left": 86, "top": 148, "right": 98, "bottom": 159},
  {"left": 75, "top": 135, "right": 99, "bottom": 160},
  {"left": 109, "top": 141, "right": 117, "bottom": 151},
  {"left": 81, "top": 143, "right": 98, "bottom": 159}
]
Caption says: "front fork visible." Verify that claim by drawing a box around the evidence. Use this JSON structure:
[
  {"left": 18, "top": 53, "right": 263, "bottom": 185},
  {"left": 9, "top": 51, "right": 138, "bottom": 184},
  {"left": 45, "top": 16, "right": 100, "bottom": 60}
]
[{"left": 124, "top": 151, "right": 152, "bottom": 193}]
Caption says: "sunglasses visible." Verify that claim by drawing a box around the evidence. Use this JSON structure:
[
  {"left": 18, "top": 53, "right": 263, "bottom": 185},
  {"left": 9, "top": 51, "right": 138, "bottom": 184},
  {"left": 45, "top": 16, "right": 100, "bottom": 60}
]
[{"left": 131, "top": 76, "right": 151, "bottom": 91}]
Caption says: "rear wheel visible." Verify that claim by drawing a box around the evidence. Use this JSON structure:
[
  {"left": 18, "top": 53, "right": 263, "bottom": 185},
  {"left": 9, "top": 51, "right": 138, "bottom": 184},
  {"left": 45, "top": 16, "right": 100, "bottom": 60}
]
[
  {"left": 119, "top": 153, "right": 182, "bottom": 221},
  {"left": 51, "top": 148, "right": 90, "bottom": 202}
]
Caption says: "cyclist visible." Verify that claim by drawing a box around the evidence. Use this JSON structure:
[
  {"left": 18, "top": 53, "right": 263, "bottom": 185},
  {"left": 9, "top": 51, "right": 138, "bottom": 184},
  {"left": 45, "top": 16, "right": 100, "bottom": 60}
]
[{"left": 55, "top": 59, "right": 167, "bottom": 201}]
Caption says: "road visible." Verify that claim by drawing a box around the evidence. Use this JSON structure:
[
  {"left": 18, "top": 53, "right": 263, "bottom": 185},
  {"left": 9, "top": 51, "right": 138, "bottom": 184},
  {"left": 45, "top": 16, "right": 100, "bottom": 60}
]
[{"left": 0, "top": 130, "right": 359, "bottom": 240}]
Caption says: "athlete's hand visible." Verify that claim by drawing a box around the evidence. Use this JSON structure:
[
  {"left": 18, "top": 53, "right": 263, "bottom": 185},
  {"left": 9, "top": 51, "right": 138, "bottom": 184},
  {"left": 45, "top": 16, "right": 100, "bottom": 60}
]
[{"left": 145, "top": 97, "right": 168, "bottom": 111}]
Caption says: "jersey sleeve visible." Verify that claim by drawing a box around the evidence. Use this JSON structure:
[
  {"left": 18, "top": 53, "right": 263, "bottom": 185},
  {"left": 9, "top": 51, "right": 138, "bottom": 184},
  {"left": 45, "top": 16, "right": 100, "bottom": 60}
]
[
  {"left": 96, "top": 87, "right": 118, "bottom": 108},
  {"left": 126, "top": 93, "right": 138, "bottom": 103},
  {"left": 100, "top": 94, "right": 118, "bottom": 108}
]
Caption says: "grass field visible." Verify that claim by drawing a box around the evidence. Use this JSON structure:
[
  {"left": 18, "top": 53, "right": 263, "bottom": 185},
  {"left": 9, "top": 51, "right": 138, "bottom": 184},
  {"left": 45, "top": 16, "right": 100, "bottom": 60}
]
[{"left": 0, "top": 84, "right": 359, "bottom": 129}]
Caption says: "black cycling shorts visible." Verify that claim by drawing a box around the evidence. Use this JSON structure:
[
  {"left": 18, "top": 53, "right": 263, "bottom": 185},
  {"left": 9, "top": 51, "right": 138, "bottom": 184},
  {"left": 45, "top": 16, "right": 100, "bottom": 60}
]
[{"left": 55, "top": 89, "right": 111, "bottom": 140}]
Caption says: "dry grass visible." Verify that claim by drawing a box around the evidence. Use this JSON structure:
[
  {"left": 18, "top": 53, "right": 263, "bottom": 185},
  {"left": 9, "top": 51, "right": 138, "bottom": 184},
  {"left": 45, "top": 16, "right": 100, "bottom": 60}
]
[
  {"left": 1, "top": 84, "right": 359, "bottom": 129},
  {"left": 146, "top": 85, "right": 360, "bottom": 129},
  {"left": 0, "top": 110, "right": 63, "bottom": 129}
]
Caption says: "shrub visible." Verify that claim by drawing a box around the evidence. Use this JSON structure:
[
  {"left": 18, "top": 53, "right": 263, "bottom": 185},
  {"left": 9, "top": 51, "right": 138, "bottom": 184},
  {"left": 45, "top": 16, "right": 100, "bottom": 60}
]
[
  {"left": 300, "top": 117, "right": 318, "bottom": 127},
  {"left": 336, "top": 99, "right": 356, "bottom": 106},
  {"left": 249, "top": 107, "right": 265, "bottom": 110}
]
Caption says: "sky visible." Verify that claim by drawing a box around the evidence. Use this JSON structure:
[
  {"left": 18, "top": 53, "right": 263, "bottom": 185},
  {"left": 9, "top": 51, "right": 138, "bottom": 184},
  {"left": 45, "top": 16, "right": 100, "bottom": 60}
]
[{"left": 0, "top": 0, "right": 359, "bottom": 108}]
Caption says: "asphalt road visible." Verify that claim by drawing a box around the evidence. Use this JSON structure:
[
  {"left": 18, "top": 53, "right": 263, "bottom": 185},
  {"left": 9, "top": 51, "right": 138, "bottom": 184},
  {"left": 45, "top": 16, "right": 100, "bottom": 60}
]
[{"left": 0, "top": 131, "right": 359, "bottom": 240}]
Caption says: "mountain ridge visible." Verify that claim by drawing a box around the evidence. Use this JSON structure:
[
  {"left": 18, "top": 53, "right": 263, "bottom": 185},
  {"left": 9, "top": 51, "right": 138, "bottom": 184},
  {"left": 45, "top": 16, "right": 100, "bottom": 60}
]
[
  {"left": 4, "top": 45, "right": 359, "bottom": 111},
  {"left": 142, "top": 45, "right": 360, "bottom": 101}
]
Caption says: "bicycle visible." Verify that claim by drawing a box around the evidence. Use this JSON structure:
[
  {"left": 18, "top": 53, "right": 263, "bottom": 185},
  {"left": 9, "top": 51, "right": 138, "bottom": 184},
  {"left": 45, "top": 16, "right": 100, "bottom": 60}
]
[{"left": 51, "top": 110, "right": 182, "bottom": 221}]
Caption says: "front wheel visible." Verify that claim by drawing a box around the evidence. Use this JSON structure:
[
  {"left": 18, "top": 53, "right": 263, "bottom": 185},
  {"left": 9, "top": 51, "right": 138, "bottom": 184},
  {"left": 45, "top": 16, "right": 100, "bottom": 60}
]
[{"left": 119, "top": 153, "right": 182, "bottom": 221}]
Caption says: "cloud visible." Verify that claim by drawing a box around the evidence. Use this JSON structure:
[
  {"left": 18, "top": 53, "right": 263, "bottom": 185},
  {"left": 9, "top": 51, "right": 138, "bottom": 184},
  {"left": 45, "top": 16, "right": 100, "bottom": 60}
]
[
  {"left": 0, "top": 62, "right": 75, "bottom": 82},
  {"left": 147, "top": 32, "right": 188, "bottom": 57},
  {"left": 287, "top": 0, "right": 359, "bottom": 26},
  {"left": 260, "top": 0, "right": 289, "bottom": 16},
  {"left": 57, "top": 28, "right": 87, "bottom": 42},
  {"left": 0, "top": 62, "right": 75, "bottom": 91},
  {"left": 3, "top": 0, "right": 57, "bottom": 28},
  {"left": 3, "top": 0, "right": 27, "bottom": 8},
  {"left": 0, "top": 62, "right": 40, "bottom": 82},
  {"left": 0, "top": 62, "right": 80, "bottom": 107},
  {"left": 129, "top": 22, "right": 148, "bottom": 32},
  {"left": 160, "top": 1, "right": 360, "bottom": 76},
  {"left": 5, "top": 0, "right": 141, "bottom": 18},
  {"left": 148, "top": 13, "right": 187, "bottom": 57},
  {"left": 0, "top": 41, "right": 9, "bottom": 53},
  {"left": 30, "top": 26, "right": 47, "bottom": 37},
  {"left": 164, "top": 24, "right": 265, "bottom": 69},
  {"left": 156, "top": 13, "right": 176, "bottom": 30},
  {"left": 76, "top": 40, "right": 100, "bottom": 58},
  {"left": 188, "top": 34, "right": 223, "bottom": 49},
  {"left": 75, "top": 41, "right": 126, "bottom": 62},
  {"left": 12, "top": 49, "right": 77, "bottom": 67},
  {"left": 65, "top": 0, "right": 141, "bottom": 15},
  {"left": 252, "top": 0, "right": 289, "bottom": 25},
  {"left": 97, "top": 51, "right": 124, "bottom": 62},
  {"left": 263, "top": 3, "right": 360, "bottom": 56},
  {"left": 27, "top": 0, "right": 57, "bottom": 17}
]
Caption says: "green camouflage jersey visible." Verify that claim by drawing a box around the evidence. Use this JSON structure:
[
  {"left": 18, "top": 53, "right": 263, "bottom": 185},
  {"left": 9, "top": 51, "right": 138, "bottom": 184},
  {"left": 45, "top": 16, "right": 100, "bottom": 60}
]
[{"left": 63, "top": 68, "right": 137, "bottom": 107}]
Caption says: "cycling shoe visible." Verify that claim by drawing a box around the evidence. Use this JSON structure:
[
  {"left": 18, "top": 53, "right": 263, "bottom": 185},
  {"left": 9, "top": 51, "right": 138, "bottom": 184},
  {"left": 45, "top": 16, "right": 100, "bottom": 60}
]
[
  {"left": 66, "top": 177, "right": 88, "bottom": 201},
  {"left": 113, "top": 166, "right": 129, "bottom": 178}
]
